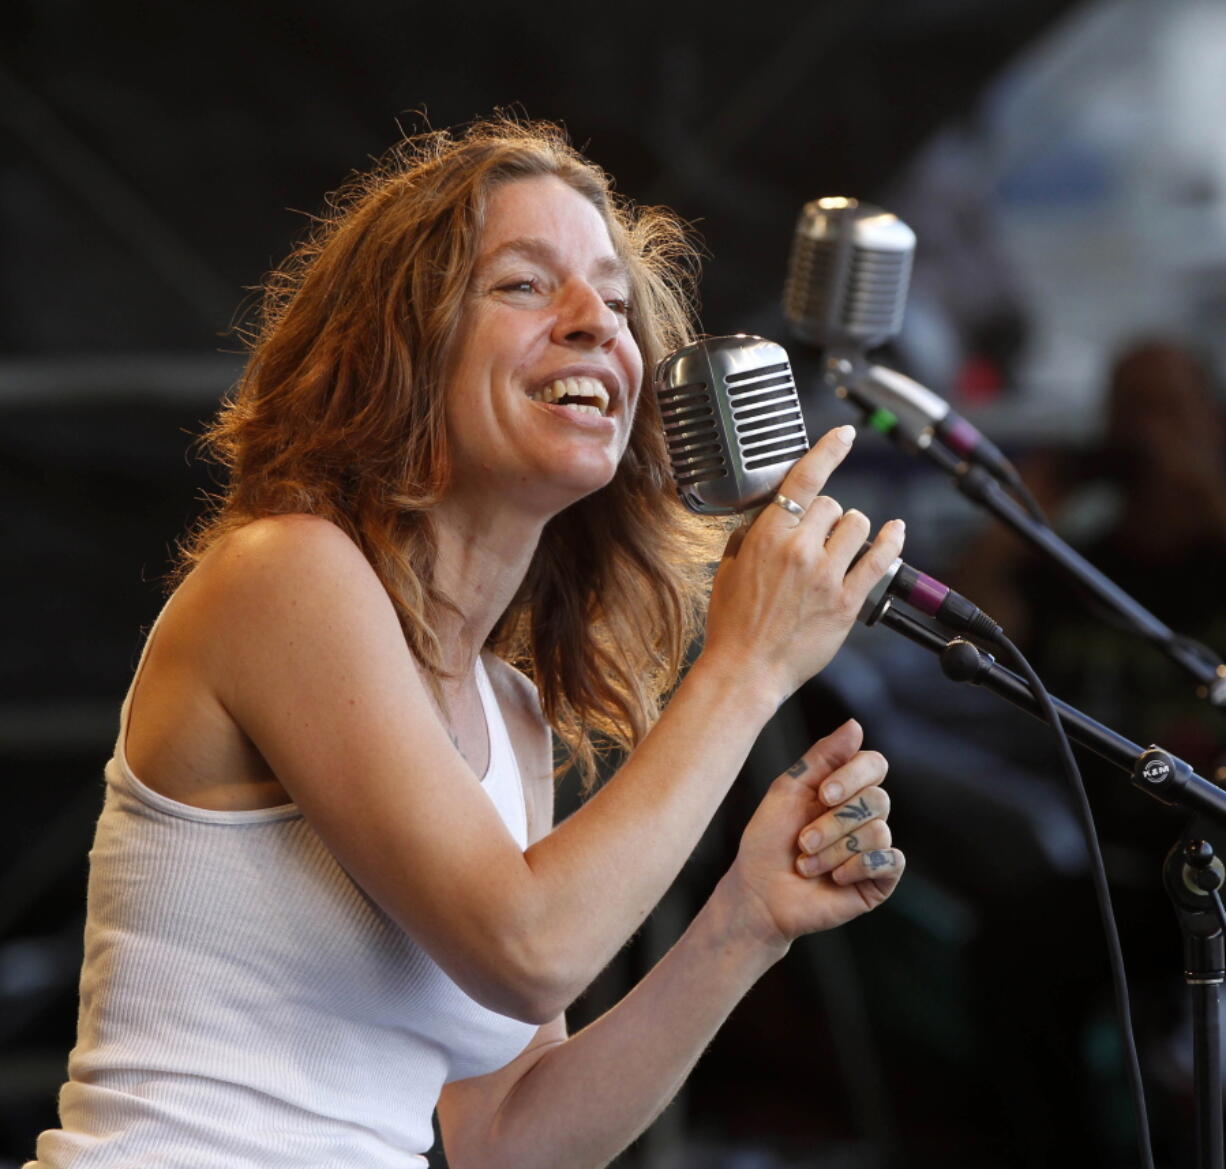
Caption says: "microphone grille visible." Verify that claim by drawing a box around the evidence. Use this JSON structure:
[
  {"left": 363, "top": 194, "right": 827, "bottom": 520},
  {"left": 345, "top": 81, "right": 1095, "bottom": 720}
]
[
  {"left": 784, "top": 197, "right": 915, "bottom": 350},
  {"left": 655, "top": 335, "right": 809, "bottom": 515}
]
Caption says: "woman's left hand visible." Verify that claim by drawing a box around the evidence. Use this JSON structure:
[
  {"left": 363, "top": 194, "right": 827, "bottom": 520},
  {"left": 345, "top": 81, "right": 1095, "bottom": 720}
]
[{"left": 720, "top": 719, "right": 904, "bottom": 951}]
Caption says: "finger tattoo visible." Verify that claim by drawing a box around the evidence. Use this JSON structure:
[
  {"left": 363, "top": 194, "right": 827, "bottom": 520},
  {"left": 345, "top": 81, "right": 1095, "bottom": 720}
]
[
  {"left": 786, "top": 759, "right": 809, "bottom": 777},
  {"left": 863, "top": 849, "right": 895, "bottom": 871},
  {"left": 835, "top": 796, "right": 872, "bottom": 823},
  {"left": 846, "top": 833, "right": 862, "bottom": 854}
]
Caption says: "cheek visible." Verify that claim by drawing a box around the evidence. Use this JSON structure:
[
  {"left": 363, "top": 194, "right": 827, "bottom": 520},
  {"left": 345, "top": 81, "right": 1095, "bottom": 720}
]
[
  {"left": 623, "top": 328, "right": 644, "bottom": 377},
  {"left": 616, "top": 388, "right": 647, "bottom": 468},
  {"left": 624, "top": 383, "right": 643, "bottom": 434},
  {"left": 620, "top": 335, "right": 644, "bottom": 407}
]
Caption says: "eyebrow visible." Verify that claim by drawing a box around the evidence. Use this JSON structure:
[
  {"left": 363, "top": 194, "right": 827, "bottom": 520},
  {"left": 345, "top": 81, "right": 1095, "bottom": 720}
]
[{"left": 474, "top": 237, "right": 629, "bottom": 284}]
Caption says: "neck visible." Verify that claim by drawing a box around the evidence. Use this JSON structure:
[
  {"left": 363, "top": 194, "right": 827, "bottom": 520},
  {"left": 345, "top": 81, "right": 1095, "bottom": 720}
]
[{"left": 430, "top": 492, "right": 548, "bottom": 678}]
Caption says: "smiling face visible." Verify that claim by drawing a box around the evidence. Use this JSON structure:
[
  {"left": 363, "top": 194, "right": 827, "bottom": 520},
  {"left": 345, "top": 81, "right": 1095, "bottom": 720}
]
[{"left": 441, "top": 174, "right": 644, "bottom": 518}]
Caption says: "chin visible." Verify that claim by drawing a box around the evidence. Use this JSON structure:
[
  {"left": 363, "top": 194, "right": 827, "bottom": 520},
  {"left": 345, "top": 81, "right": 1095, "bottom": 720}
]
[{"left": 538, "top": 455, "right": 622, "bottom": 513}]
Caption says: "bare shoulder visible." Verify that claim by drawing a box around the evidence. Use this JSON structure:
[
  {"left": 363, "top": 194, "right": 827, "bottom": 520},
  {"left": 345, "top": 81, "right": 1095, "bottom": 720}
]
[
  {"left": 175, "top": 514, "right": 419, "bottom": 720},
  {"left": 194, "top": 514, "right": 381, "bottom": 604},
  {"left": 483, "top": 654, "right": 555, "bottom": 841},
  {"left": 126, "top": 515, "right": 405, "bottom": 810},
  {"left": 182, "top": 515, "right": 397, "bottom": 646}
]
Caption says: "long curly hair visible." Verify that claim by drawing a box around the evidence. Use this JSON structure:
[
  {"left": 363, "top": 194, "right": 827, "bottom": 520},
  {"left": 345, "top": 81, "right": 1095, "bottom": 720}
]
[{"left": 178, "top": 117, "right": 720, "bottom": 788}]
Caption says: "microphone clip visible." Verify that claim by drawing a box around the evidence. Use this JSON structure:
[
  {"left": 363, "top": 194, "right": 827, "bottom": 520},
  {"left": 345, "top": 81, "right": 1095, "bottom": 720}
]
[{"left": 821, "top": 349, "right": 943, "bottom": 459}]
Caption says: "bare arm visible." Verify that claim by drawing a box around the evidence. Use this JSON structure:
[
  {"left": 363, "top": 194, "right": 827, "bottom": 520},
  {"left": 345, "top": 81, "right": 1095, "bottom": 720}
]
[
  {"left": 437, "top": 721, "right": 904, "bottom": 1169},
  {"left": 188, "top": 428, "right": 903, "bottom": 1023}
]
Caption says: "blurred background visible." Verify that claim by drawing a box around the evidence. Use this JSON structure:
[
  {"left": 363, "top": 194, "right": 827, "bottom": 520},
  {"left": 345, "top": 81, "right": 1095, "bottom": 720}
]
[{"left": 5, "top": 0, "right": 1226, "bottom": 1165}]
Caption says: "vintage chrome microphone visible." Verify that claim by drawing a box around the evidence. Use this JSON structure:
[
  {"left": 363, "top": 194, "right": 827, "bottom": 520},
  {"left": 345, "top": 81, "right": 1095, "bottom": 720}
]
[
  {"left": 783, "top": 196, "right": 1023, "bottom": 489},
  {"left": 654, "top": 334, "right": 1002, "bottom": 642},
  {"left": 654, "top": 333, "right": 809, "bottom": 516},
  {"left": 783, "top": 196, "right": 914, "bottom": 352}
]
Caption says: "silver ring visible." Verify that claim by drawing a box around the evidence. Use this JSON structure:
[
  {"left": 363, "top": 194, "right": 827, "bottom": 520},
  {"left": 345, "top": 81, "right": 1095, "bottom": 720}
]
[{"left": 772, "top": 493, "right": 806, "bottom": 520}]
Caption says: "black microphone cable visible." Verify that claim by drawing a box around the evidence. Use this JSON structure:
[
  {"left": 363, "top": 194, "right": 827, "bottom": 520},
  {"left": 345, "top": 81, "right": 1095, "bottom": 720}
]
[
  {"left": 874, "top": 578, "right": 1156, "bottom": 1167},
  {"left": 984, "top": 628, "right": 1156, "bottom": 1169}
]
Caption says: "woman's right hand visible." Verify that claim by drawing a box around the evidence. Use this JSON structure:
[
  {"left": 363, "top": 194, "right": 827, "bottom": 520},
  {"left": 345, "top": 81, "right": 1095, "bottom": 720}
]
[{"left": 700, "top": 425, "right": 905, "bottom": 705}]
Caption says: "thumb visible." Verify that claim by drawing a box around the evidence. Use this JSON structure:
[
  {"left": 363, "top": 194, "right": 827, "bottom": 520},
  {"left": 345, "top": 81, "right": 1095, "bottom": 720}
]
[{"left": 786, "top": 718, "right": 863, "bottom": 788}]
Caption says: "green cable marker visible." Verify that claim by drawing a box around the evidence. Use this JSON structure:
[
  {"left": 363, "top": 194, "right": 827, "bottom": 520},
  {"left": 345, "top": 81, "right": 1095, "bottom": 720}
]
[{"left": 868, "top": 407, "right": 897, "bottom": 435}]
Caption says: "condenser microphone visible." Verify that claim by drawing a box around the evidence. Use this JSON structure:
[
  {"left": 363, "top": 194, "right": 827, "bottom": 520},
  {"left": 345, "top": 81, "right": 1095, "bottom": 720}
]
[
  {"left": 654, "top": 335, "right": 1003, "bottom": 642},
  {"left": 783, "top": 197, "right": 1021, "bottom": 488}
]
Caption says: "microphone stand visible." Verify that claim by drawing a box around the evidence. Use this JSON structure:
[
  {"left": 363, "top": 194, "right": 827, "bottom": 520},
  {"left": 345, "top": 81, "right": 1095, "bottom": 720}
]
[
  {"left": 875, "top": 601, "right": 1226, "bottom": 1168},
  {"left": 1164, "top": 840, "right": 1225, "bottom": 1169},
  {"left": 828, "top": 371, "right": 1226, "bottom": 708}
]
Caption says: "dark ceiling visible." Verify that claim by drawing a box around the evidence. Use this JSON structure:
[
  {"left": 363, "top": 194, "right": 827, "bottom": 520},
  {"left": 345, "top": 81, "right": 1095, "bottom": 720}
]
[{"left": 4, "top": 0, "right": 1084, "bottom": 359}]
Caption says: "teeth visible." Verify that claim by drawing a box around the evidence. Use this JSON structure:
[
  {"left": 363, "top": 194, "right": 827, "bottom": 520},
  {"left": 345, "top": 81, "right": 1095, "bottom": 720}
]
[{"left": 529, "top": 375, "right": 610, "bottom": 415}]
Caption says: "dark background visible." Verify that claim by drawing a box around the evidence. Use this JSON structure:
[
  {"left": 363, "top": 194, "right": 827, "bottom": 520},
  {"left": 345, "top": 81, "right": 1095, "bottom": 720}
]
[{"left": 6, "top": 2, "right": 1223, "bottom": 1167}]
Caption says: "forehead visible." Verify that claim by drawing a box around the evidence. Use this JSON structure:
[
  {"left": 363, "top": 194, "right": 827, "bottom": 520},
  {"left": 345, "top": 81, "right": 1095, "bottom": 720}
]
[{"left": 476, "top": 175, "right": 626, "bottom": 280}]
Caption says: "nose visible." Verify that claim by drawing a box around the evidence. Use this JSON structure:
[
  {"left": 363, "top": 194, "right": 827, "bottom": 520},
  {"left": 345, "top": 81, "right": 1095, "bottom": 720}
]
[{"left": 553, "top": 280, "right": 620, "bottom": 351}]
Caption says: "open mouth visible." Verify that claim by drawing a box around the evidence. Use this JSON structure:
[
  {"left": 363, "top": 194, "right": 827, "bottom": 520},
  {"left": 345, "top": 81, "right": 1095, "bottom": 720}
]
[{"left": 528, "top": 375, "right": 611, "bottom": 417}]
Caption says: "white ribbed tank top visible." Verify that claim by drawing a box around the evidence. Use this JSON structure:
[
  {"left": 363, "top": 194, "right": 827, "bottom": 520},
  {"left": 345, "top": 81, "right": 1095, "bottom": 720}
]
[{"left": 27, "top": 627, "right": 539, "bottom": 1169}]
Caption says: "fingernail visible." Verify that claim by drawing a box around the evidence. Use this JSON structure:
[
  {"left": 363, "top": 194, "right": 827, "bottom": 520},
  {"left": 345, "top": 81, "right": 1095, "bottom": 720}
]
[
  {"left": 835, "top": 425, "right": 856, "bottom": 445},
  {"left": 798, "top": 854, "right": 820, "bottom": 876},
  {"left": 800, "top": 831, "right": 821, "bottom": 854},
  {"left": 890, "top": 518, "right": 906, "bottom": 533},
  {"left": 823, "top": 782, "right": 843, "bottom": 805}
]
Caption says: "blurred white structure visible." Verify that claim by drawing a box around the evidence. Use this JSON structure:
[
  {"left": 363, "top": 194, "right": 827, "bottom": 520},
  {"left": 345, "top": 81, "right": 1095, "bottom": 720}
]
[{"left": 896, "top": 0, "right": 1226, "bottom": 439}]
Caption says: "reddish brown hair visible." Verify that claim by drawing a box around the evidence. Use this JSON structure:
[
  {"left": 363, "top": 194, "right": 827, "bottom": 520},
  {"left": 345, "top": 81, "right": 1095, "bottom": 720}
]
[{"left": 180, "top": 117, "right": 720, "bottom": 787}]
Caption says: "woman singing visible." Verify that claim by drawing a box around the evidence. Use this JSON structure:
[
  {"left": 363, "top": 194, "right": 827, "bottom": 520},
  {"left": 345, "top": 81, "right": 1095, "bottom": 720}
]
[{"left": 29, "top": 118, "right": 906, "bottom": 1169}]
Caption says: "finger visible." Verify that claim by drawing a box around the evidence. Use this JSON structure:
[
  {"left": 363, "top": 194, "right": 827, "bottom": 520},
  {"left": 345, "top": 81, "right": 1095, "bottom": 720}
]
[
  {"left": 795, "top": 818, "right": 892, "bottom": 877},
  {"left": 821, "top": 507, "right": 871, "bottom": 568},
  {"left": 830, "top": 846, "right": 905, "bottom": 887},
  {"left": 842, "top": 518, "right": 906, "bottom": 598},
  {"left": 774, "top": 425, "right": 856, "bottom": 512},
  {"left": 814, "top": 749, "right": 888, "bottom": 809},
  {"left": 797, "top": 784, "right": 890, "bottom": 855},
  {"left": 794, "top": 494, "right": 845, "bottom": 539},
  {"left": 782, "top": 719, "right": 863, "bottom": 789}
]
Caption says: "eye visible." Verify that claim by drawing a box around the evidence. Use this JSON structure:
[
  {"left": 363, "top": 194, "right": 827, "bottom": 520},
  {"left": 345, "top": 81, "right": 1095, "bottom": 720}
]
[
  {"left": 495, "top": 277, "right": 540, "bottom": 295},
  {"left": 604, "top": 296, "right": 632, "bottom": 316}
]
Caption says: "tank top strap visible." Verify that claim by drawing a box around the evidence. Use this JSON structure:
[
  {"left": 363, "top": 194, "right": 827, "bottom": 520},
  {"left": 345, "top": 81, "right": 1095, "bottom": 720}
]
[
  {"left": 115, "top": 598, "right": 175, "bottom": 755},
  {"left": 474, "top": 655, "right": 529, "bottom": 849}
]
